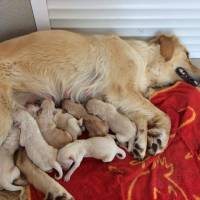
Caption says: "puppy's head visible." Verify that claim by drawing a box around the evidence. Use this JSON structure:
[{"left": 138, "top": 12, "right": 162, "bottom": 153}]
[
  {"left": 26, "top": 104, "right": 40, "bottom": 116},
  {"left": 41, "top": 99, "right": 55, "bottom": 111},
  {"left": 149, "top": 35, "right": 200, "bottom": 87}
]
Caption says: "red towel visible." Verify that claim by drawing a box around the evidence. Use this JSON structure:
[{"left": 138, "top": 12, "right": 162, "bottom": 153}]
[{"left": 28, "top": 81, "right": 200, "bottom": 200}]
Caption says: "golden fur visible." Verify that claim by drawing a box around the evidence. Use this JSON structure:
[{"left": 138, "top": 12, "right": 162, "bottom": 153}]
[{"left": 0, "top": 30, "right": 199, "bottom": 159}]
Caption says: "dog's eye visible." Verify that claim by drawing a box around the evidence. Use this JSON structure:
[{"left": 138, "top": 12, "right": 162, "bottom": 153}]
[{"left": 186, "top": 51, "right": 190, "bottom": 58}]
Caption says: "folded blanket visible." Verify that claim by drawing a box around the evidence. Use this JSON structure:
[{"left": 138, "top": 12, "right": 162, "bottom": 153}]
[{"left": 28, "top": 81, "right": 200, "bottom": 200}]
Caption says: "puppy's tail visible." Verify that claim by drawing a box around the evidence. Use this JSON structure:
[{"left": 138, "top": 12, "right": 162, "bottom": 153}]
[
  {"left": 53, "top": 161, "right": 63, "bottom": 180},
  {"left": 116, "top": 148, "right": 126, "bottom": 160}
]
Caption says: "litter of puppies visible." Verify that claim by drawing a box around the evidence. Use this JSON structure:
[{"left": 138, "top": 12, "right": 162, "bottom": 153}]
[{"left": 0, "top": 98, "right": 136, "bottom": 199}]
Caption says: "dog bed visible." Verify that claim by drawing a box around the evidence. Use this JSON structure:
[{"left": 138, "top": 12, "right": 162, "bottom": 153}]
[{"left": 17, "top": 81, "right": 200, "bottom": 199}]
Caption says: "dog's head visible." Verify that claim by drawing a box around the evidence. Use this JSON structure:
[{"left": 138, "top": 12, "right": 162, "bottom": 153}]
[{"left": 149, "top": 35, "right": 200, "bottom": 88}]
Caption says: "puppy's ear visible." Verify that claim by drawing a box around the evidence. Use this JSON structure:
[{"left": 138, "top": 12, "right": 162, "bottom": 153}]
[{"left": 157, "top": 35, "right": 175, "bottom": 62}]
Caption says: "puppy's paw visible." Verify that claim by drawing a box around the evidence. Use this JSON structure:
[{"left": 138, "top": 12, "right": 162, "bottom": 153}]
[
  {"left": 147, "top": 128, "right": 169, "bottom": 156},
  {"left": 64, "top": 175, "right": 71, "bottom": 182}
]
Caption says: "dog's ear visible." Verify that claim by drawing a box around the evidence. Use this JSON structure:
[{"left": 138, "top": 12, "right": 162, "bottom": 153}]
[{"left": 157, "top": 35, "right": 175, "bottom": 62}]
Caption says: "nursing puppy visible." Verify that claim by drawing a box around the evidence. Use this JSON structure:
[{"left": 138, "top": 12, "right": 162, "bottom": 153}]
[
  {"left": 53, "top": 110, "right": 83, "bottom": 140},
  {"left": 15, "top": 148, "right": 74, "bottom": 200},
  {"left": 0, "top": 127, "right": 23, "bottom": 191},
  {"left": 0, "top": 30, "right": 199, "bottom": 161},
  {"left": 86, "top": 99, "right": 137, "bottom": 143},
  {"left": 62, "top": 99, "right": 109, "bottom": 137},
  {"left": 13, "top": 109, "right": 63, "bottom": 179},
  {"left": 57, "top": 135, "right": 126, "bottom": 181},
  {"left": 61, "top": 99, "right": 88, "bottom": 119}
]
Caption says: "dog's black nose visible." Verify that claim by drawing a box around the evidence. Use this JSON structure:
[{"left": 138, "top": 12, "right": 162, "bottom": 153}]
[{"left": 175, "top": 67, "right": 200, "bottom": 87}]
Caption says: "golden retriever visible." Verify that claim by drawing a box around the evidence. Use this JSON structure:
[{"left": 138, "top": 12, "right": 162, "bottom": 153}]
[{"left": 0, "top": 30, "right": 199, "bottom": 161}]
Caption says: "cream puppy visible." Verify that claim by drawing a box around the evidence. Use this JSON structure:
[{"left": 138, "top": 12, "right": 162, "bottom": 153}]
[
  {"left": 13, "top": 109, "right": 63, "bottom": 179},
  {"left": 0, "top": 127, "right": 23, "bottom": 191},
  {"left": 57, "top": 135, "right": 126, "bottom": 181},
  {"left": 86, "top": 99, "right": 137, "bottom": 143},
  {"left": 54, "top": 110, "right": 83, "bottom": 140}
]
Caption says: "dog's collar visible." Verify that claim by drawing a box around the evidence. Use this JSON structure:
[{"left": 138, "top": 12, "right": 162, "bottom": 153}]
[{"left": 175, "top": 67, "right": 200, "bottom": 87}]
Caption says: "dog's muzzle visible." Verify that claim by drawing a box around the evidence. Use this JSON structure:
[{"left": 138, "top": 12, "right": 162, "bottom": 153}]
[{"left": 175, "top": 67, "right": 200, "bottom": 87}]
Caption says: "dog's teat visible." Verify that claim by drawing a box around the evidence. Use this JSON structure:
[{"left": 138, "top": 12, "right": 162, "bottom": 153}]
[{"left": 175, "top": 67, "right": 200, "bottom": 87}]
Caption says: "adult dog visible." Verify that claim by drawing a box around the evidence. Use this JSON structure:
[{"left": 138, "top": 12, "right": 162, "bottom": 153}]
[{"left": 0, "top": 30, "right": 199, "bottom": 160}]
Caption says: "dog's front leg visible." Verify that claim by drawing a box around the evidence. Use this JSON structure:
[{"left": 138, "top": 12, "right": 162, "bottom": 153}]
[
  {"left": 130, "top": 115, "right": 148, "bottom": 160},
  {"left": 15, "top": 148, "right": 74, "bottom": 200},
  {"left": 104, "top": 91, "right": 171, "bottom": 159}
]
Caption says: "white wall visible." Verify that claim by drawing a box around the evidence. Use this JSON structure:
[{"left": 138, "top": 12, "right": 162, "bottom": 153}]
[
  {"left": 44, "top": 0, "right": 200, "bottom": 58},
  {"left": 0, "top": 0, "right": 36, "bottom": 41},
  {"left": 23, "top": 0, "right": 200, "bottom": 59}
]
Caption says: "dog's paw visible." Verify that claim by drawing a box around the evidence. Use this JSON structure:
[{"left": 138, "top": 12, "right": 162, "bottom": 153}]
[
  {"left": 54, "top": 195, "right": 74, "bottom": 200},
  {"left": 46, "top": 192, "right": 74, "bottom": 200},
  {"left": 147, "top": 128, "right": 169, "bottom": 156},
  {"left": 132, "top": 129, "right": 147, "bottom": 160},
  {"left": 132, "top": 140, "right": 146, "bottom": 161}
]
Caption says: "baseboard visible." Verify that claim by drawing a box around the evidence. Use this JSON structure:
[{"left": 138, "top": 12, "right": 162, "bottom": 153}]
[{"left": 191, "top": 59, "right": 200, "bottom": 67}]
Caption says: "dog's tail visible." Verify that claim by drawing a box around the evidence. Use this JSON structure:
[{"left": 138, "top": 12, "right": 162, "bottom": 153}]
[
  {"left": 116, "top": 148, "right": 126, "bottom": 160},
  {"left": 53, "top": 161, "right": 63, "bottom": 180}
]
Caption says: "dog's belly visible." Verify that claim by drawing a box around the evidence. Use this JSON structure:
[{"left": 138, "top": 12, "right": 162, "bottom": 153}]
[
  {"left": 13, "top": 92, "right": 50, "bottom": 106},
  {"left": 12, "top": 66, "right": 107, "bottom": 105},
  {"left": 63, "top": 82, "right": 104, "bottom": 103}
]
